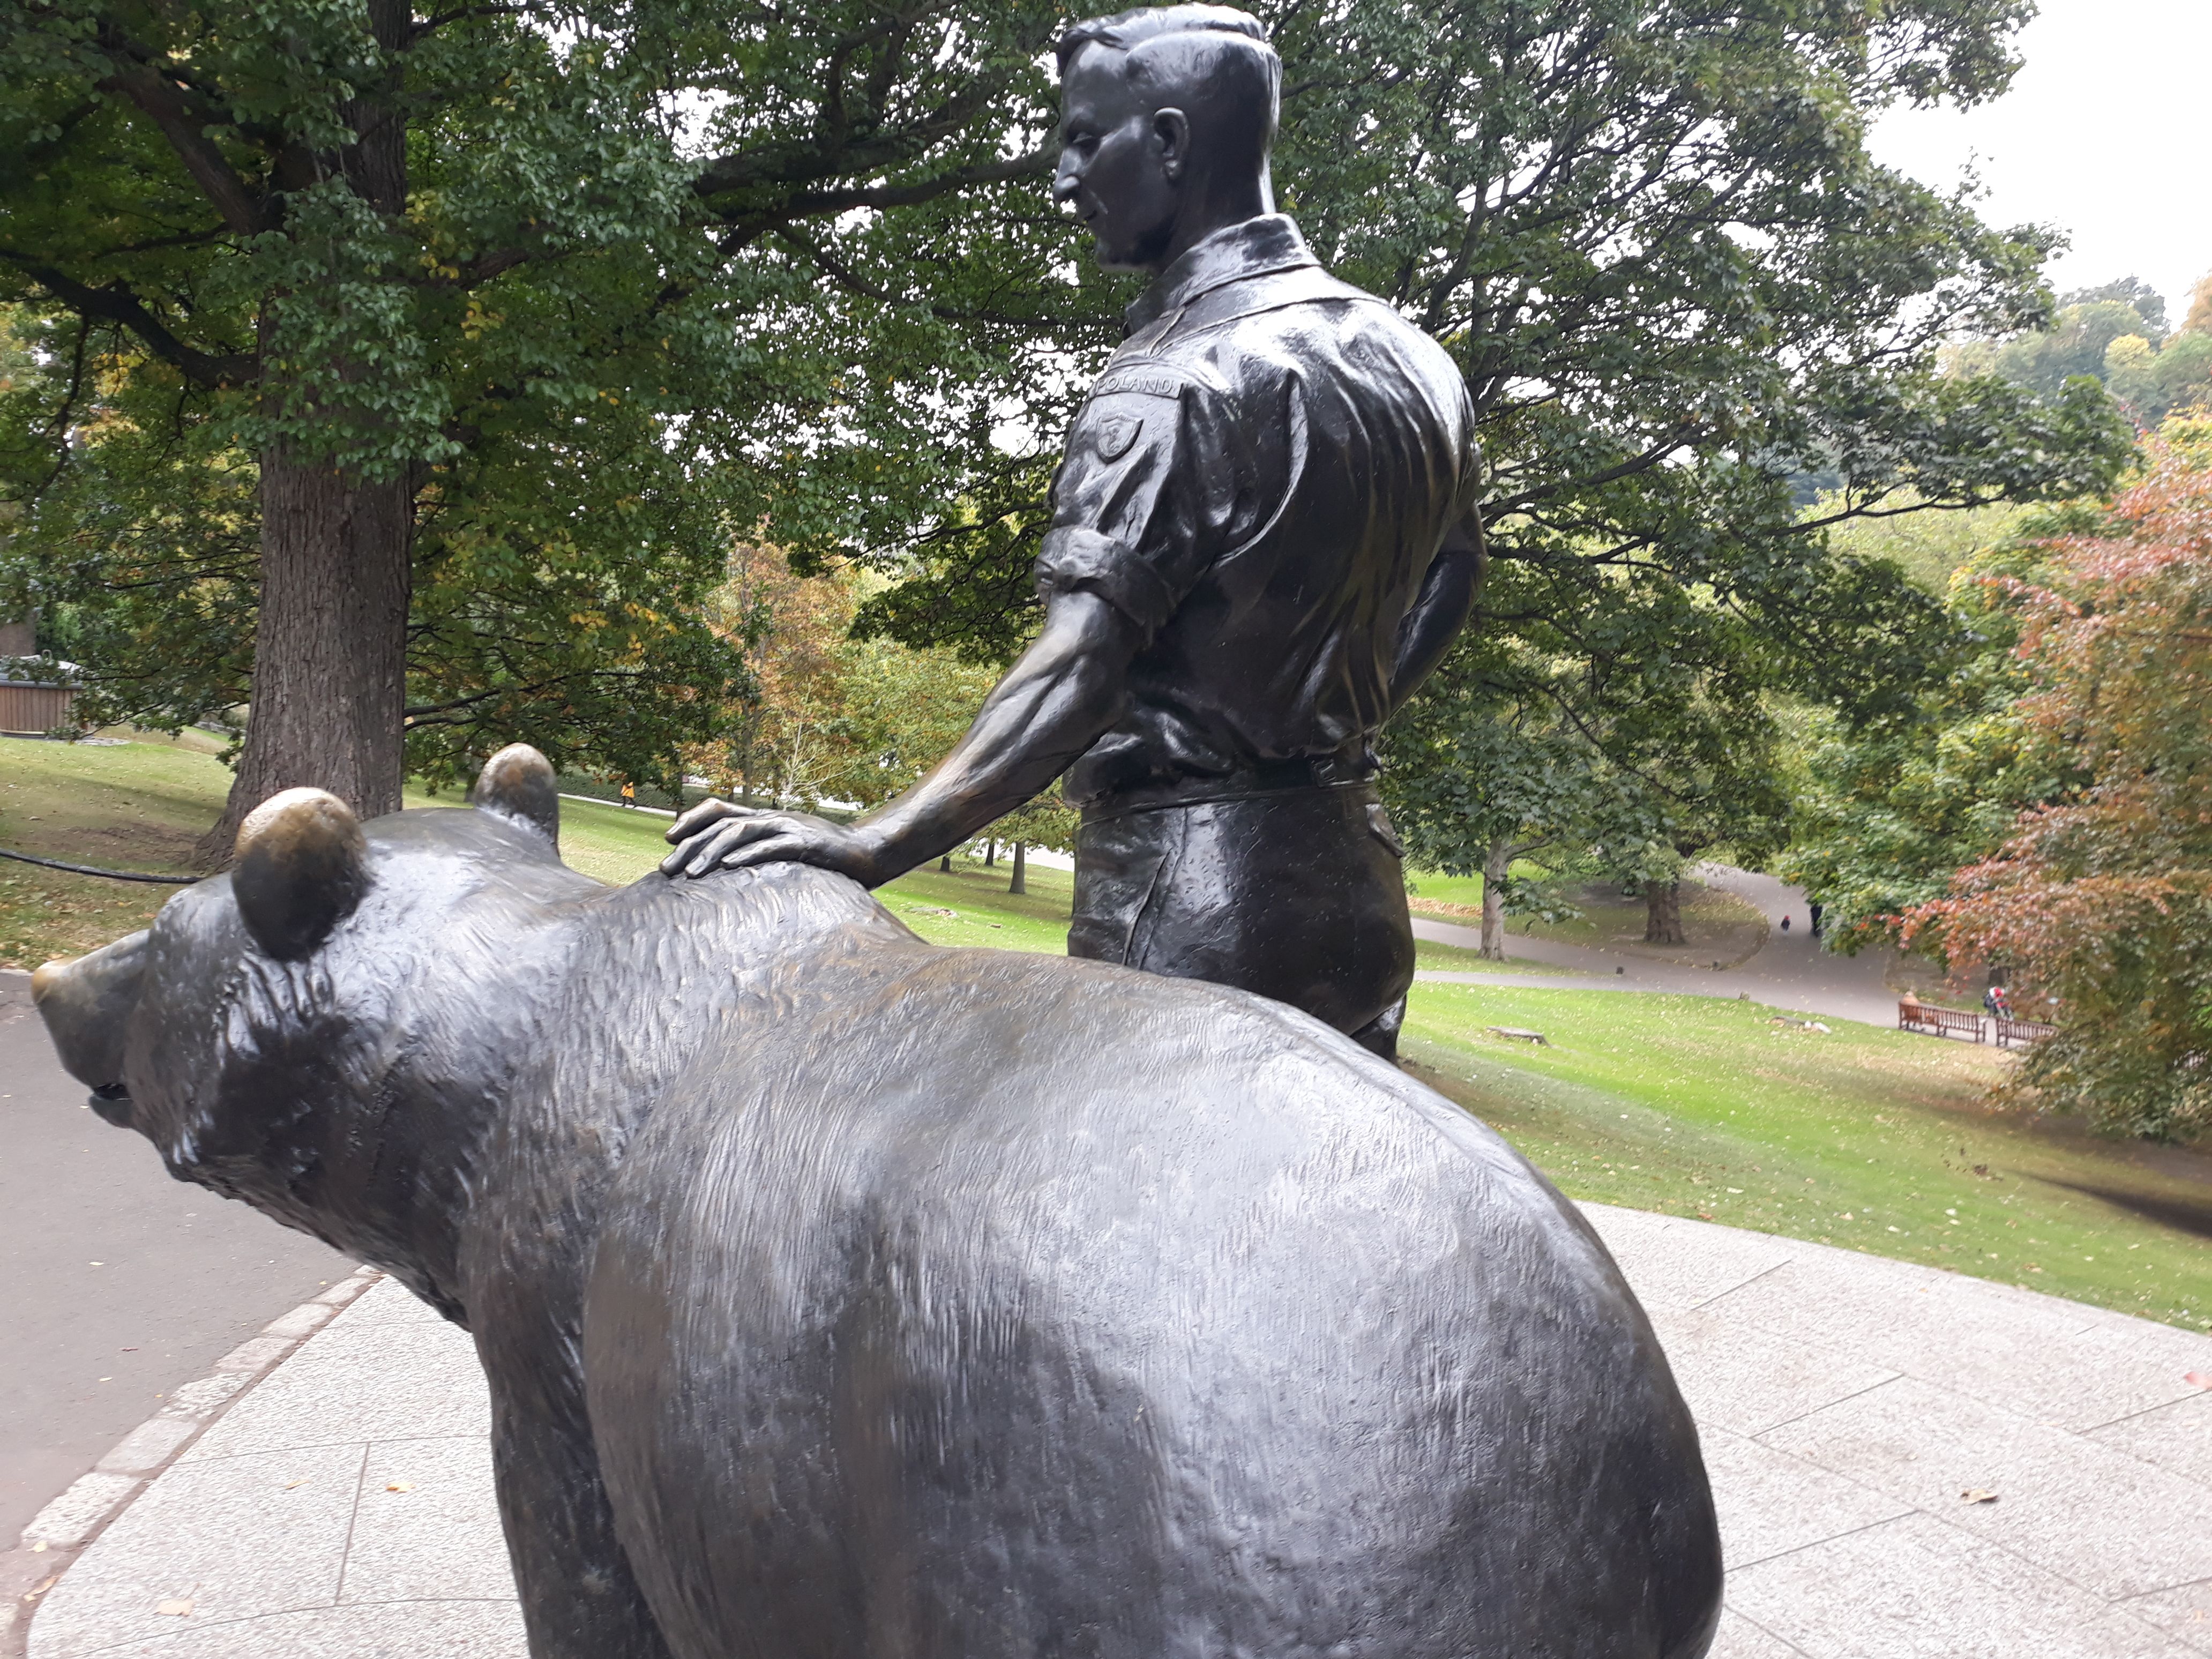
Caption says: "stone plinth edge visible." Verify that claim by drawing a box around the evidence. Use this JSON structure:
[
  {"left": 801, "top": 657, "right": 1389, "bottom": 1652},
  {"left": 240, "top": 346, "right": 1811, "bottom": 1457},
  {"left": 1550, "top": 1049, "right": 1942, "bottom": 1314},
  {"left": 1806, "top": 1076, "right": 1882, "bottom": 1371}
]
[{"left": 0, "top": 1266, "right": 381, "bottom": 1657}]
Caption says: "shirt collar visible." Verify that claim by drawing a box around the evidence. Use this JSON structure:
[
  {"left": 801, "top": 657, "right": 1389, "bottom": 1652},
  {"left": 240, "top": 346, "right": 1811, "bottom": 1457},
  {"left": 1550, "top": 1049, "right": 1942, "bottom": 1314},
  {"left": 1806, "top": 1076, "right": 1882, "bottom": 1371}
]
[{"left": 1123, "top": 214, "right": 1318, "bottom": 335}]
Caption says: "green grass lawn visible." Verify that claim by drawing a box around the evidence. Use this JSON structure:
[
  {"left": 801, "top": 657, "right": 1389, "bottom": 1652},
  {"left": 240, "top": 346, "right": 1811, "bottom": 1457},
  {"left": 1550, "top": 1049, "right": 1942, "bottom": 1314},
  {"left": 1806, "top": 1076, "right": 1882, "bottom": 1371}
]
[
  {"left": 1403, "top": 982, "right": 2211, "bottom": 1332},
  {"left": 0, "top": 734, "right": 229, "bottom": 967},
  {"left": 8, "top": 735, "right": 2204, "bottom": 1332}
]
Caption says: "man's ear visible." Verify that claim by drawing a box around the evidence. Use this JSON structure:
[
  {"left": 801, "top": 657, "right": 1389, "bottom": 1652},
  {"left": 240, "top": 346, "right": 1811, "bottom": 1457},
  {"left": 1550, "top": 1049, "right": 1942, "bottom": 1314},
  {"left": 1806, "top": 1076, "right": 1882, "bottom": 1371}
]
[{"left": 1152, "top": 107, "right": 1190, "bottom": 181}]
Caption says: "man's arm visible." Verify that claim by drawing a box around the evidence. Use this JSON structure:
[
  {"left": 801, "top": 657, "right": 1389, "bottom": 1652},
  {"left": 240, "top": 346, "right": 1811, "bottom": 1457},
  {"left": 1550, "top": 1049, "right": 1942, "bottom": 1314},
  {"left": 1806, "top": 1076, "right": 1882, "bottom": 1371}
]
[
  {"left": 662, "top": 590, "right": 1142, "bottom": 885},
  {"left": 1387, "top": 510, "right": 1485, "bottom": 714}
]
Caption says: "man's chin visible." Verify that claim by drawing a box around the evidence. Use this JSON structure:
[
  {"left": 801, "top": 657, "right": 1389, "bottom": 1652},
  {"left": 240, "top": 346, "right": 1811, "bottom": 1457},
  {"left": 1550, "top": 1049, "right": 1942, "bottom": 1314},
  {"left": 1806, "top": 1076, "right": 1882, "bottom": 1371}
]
[{"left": 1090, "top": 239, "right": 1150, "bottom": 276}]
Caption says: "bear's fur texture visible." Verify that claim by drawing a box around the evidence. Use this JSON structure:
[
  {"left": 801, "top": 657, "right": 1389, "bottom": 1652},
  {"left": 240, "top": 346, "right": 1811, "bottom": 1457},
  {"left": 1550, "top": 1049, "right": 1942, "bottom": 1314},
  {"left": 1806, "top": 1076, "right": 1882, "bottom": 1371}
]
[{"left": 36, "top": 754, "right": 1721, "bottom": 1659}]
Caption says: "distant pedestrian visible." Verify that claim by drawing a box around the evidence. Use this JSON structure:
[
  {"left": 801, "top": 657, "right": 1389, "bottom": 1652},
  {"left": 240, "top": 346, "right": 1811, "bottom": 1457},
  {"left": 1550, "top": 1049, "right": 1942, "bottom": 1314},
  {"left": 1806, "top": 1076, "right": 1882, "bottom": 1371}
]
[
  {"left": 1779, "top": 914, "right": 1791, "bottom": 933},
  {"left": 621, "top": 782, "right": 637, "bottom": 809},
  {"left": 1809, "top": 902, "right": 1824, "bottom": 937}
]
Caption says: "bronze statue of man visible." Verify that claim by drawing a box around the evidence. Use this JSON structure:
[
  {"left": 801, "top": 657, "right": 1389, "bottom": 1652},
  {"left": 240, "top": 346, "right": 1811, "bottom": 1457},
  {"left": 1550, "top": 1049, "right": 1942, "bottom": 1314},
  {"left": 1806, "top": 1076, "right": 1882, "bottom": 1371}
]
[{"left": 664, "top": 4, "right": 1483, "bottom": 1057}]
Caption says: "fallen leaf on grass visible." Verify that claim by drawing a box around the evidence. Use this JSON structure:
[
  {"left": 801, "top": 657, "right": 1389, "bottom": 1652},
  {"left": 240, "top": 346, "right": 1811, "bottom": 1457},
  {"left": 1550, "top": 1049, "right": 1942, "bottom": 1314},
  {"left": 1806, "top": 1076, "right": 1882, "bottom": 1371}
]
[
  {"left": 1960, "top": 1489, "right": 1998, "bottom": 1504},
  {"left": 385, "top": 1481, "right": 414, "bottom": 1492},
  {"left": 154, "top": 1598, "right": 194, "bottom": 1617}
]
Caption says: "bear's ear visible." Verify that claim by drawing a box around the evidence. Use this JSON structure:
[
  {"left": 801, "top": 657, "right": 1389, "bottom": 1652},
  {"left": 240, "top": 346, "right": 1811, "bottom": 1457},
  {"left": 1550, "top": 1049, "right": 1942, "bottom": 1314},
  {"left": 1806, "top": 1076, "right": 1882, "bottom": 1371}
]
[
  {"left": 232, "top": 789, "right": 371, "bottom": 961},
  {"left": 469, "top": 744, "right": 559, "bottom": 845}
]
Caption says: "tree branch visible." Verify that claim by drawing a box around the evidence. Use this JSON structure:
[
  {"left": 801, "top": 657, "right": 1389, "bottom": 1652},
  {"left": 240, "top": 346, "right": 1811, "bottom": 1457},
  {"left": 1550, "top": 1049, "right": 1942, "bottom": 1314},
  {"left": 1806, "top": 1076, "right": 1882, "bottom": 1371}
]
[
  {"left": 0, "top": 250, "right": 254, "bottom": 387},
  {"left": 92, "top": 38, "right": 266, "bottom": 234}
]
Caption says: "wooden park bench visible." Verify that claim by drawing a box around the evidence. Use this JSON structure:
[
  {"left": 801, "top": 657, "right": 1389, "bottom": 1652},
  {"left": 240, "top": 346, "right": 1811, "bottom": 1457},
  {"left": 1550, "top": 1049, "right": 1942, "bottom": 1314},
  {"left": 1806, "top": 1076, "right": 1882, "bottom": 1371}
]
[
  {"left": 1898, "top": 1002, "right": 1984, "bottom": 1043},
  {"left": 1993, "top": 1013, "right": 2056, "bottom": 1049}
]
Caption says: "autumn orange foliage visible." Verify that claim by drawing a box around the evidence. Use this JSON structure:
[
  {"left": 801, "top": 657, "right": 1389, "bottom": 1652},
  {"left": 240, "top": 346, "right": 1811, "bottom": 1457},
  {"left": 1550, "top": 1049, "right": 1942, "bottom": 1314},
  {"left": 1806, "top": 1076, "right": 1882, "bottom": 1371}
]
[{"left": 1903, "top": 420, "right": 2212, "bottom": 1139}]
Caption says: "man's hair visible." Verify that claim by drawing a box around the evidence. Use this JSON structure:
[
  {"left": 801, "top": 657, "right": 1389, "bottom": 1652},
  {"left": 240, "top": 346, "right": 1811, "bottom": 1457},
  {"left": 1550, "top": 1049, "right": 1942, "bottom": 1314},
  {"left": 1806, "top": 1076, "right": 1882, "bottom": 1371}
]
[{"left": 1057, "top": 7, "right": 1280, "bottom": 173}]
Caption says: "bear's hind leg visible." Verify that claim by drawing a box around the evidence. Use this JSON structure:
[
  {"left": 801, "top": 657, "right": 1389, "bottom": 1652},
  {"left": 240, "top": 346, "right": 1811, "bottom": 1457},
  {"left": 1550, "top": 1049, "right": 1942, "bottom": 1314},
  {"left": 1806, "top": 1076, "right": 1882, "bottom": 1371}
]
[{"left": 485, "top": 1378, "right": 675, "bottom": 1659}]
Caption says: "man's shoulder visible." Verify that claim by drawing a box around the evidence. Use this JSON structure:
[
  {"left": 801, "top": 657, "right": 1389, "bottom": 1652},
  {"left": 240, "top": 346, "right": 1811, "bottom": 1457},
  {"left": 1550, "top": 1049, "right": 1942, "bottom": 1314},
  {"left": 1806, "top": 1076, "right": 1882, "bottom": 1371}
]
[
  {"left": 1153, "top": 267, "right": 1464, "bottom": 396},
  {"left": 1171, "top": 264, "right": 1404, "bottom": 342}
]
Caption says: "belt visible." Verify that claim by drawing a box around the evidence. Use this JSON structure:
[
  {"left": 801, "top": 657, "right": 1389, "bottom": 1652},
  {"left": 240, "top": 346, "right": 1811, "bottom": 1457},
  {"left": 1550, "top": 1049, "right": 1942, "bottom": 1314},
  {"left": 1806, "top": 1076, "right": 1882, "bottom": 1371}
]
[{"left": 1080, "top": 756, "right": 1376, "bottom": 822}]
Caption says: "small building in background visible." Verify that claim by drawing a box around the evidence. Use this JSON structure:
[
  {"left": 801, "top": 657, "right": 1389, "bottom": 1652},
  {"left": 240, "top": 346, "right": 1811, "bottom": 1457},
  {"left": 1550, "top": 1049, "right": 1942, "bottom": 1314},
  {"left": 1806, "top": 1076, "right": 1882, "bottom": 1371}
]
[{"left": 0, "top": 617, "right": 79, "bottom": 736}]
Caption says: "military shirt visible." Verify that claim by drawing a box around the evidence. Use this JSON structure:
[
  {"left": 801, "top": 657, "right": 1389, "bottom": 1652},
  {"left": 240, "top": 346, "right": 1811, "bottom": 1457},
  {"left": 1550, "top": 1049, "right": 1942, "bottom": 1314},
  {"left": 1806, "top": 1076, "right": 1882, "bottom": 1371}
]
[{"left": 1038, "top": 214, "right": 1481, "bottom": 809}]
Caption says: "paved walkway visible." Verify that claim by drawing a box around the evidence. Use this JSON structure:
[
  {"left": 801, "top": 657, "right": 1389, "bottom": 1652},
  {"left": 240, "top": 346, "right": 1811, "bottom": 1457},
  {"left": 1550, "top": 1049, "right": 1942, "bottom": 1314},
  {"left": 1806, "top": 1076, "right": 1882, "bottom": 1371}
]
[
  {"left": 0, "top": 972, "right": 347, "bottom": 1543},
  {"left": 23, "top": 1206, "right": 2211, "bottom": 1658},
  {"left": 1414, "top": 863, "right": 1908, "bottom": 1029}
]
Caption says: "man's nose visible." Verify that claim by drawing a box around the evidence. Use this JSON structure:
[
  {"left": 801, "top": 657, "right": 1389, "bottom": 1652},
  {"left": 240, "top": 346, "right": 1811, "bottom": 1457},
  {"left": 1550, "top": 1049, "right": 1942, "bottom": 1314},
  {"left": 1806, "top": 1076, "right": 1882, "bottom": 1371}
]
[{"left": 1052, "top": 156, "right": 1081, "bottom": 205}]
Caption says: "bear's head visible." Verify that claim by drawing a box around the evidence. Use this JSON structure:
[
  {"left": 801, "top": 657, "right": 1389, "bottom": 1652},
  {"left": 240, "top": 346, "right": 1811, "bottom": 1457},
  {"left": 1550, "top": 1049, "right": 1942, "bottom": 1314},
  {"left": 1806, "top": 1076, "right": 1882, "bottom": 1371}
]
[{"left": 34, "top": 744, "right": 593, "bottom": 1301}]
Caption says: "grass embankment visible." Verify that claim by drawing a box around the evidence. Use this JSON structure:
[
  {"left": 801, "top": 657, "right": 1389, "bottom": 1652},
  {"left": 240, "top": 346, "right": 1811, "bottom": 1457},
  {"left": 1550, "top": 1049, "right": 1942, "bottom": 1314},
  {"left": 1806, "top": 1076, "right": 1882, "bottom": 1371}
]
[
  {"left": 1403, "top": 983, "right": 2210, "bottom": 1331},
  {"left": 1, "top": 735, "right": 223, "bottom": 966},
  {"left": 6, "top": 735, "right": 2204, "bottom": 1331}
]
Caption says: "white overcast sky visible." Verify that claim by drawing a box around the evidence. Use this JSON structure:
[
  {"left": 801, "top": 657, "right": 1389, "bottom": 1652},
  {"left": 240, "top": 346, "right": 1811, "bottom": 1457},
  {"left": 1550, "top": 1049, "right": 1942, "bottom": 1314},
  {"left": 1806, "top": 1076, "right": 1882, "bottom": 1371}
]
[{"left": 1866, "top": 0, "right": 2211, "bottom": 322}]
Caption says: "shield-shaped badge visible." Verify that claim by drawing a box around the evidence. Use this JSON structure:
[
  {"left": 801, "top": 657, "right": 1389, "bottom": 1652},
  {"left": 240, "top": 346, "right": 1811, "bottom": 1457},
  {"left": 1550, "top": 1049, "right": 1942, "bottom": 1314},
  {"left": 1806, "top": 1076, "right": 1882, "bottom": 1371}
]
[{"left": 1093, "top": 412, "right": 1142, "bottom": 462}]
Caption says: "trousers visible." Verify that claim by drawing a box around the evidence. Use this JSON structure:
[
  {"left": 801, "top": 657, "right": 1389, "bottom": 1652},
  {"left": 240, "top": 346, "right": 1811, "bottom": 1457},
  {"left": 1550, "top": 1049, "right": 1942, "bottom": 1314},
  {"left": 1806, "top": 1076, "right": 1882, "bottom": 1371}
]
[{"left": 1067, "top": 782, "right": 1415, "bottom": 1057}]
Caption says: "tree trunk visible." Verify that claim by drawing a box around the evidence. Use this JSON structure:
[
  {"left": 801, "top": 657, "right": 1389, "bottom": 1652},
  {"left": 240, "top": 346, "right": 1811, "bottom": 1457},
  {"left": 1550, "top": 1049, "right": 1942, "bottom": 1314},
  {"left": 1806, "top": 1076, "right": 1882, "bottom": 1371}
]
[
  {"left": 1645, "top": 879, "right": 1685, "bottom": 944},
  {"left": 984, "top": 838, "right": 996, "bottom": 867},
  {"left": 939, "top": 854, "right": 952, "bottom": 872},
  {"left": 1008, "top": 841, "right": 1026, "bottom": 894},
  {"left": 1479, "top": 837, "right": 1512, "bottom": 960},
  {"left": 193, "top": 1, "right": 415, "bottom": 870},
  {"left": 194, "top": 452, "right": 413, "bottom": 867}
]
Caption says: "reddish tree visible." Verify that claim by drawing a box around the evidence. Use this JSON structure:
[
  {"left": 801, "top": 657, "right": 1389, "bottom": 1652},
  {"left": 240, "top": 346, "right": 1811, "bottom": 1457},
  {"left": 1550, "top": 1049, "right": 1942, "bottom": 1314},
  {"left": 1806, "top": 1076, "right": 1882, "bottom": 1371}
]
[{"left": 1904, "top": 420, "right": 2212, "bottom": 1140}]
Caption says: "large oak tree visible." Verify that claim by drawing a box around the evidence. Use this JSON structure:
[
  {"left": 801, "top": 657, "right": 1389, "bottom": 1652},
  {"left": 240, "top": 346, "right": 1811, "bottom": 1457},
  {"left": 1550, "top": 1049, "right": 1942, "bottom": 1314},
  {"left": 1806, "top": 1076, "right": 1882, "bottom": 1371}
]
[{"left": 1, "top": 0, "right": 1062, "bottom": 861}]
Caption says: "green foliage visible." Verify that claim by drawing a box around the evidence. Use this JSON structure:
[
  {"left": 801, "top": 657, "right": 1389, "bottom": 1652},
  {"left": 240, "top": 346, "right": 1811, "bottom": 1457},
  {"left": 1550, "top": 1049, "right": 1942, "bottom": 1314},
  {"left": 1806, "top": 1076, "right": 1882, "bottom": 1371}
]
[
  {"left": 1952, "top": 273, "right": 2212, "bottom": 427},
  {"left": 1777, "top": 533, "right": 2071, "bottom": 953},
  {"left": 1815, "top": 496, "right": 2032, "bottom": 594},
  {"left": 1382, "top": 546, "right": 1793, "bottom": 947},
  {"left": 834, "top": 0, "right": 2133, "bottom": 870},
  {"left": 857, "top": 0, "right": 2131, "bottom": 648},
  {"left": 1380, "top": 666, "right": 1634, "bottom": 915},
  {"left": 2104, "top": 330, "right": 2212, "bottom": 425},
  {"left": 2, "top": 0, "right": 2143, "bottom": 835},
  {"left": 0, "top": 0, "right": 1068, "bottom": 784},
  {"left": 1956, "top": 298, "right": 2162, "bottom": 396}
]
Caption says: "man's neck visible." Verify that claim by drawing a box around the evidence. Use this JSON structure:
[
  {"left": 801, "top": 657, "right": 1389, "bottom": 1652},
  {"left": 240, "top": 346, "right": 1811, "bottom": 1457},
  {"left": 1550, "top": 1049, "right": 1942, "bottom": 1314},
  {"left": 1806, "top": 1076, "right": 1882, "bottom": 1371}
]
[{"left": 1148, "top": 176, "right": 1275, "bottom": 275}]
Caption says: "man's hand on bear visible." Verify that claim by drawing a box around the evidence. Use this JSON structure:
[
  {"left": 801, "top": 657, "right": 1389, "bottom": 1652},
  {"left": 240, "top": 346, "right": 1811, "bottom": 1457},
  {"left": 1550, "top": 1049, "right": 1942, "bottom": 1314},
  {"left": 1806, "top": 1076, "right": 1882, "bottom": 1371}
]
[{"left": 661, "top": 800, "right": 891, "bottom": 886}]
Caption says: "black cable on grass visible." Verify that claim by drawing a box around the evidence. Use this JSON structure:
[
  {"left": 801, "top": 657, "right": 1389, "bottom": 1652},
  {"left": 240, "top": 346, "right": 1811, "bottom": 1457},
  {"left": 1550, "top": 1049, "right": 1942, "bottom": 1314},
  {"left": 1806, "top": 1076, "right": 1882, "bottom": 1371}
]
[{"left": 0, "top": 846, "right": 196, "bottom": 884}]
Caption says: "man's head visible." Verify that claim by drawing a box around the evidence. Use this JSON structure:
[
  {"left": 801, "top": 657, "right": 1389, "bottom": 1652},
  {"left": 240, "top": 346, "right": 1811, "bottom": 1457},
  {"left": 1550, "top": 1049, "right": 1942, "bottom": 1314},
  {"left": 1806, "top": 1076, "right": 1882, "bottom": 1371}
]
[{"left": 1053, "top": 6, "right": 1280, "bottom": 275}]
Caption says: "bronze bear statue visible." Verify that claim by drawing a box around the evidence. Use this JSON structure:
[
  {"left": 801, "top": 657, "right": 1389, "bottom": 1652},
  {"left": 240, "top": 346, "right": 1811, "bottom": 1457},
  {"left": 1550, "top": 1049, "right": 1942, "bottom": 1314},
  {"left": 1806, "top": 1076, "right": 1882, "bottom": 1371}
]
[{"left": 35, "top": 745, "right": 1721, "bottom": 1659}]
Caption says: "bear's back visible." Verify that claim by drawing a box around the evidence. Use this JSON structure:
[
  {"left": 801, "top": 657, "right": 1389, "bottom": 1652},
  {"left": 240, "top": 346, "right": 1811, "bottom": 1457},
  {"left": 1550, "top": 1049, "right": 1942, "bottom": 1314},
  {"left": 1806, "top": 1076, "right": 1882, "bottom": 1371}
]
[{"left": 579, "top": 944, "right": 1720, "bottom": 1659}]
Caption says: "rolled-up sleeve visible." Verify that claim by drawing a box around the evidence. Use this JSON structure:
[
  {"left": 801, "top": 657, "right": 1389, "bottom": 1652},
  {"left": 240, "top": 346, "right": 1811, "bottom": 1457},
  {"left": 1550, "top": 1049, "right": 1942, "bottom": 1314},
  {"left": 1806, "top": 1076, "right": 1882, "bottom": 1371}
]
[{"left": 1035, "top": 372, "right": 1234, "bottom": 642}]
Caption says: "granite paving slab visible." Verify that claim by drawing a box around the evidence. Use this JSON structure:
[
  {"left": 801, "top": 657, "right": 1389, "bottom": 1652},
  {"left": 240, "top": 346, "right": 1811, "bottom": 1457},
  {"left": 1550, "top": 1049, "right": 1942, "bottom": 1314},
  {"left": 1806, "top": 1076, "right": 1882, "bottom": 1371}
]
[{"left": 28, "top": 1209, "right": 2212, "bottom": 1658}]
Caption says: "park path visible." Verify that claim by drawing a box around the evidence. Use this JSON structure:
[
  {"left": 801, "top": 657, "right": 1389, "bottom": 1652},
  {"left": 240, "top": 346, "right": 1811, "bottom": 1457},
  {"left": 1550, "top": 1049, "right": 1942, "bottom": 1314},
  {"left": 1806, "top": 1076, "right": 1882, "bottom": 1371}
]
[
  {"left": 0, "top": 972, "right": 349, "bottom": 1549},
  {"left": 23, "top": 1208, "right": 2211, "bottom": 1659},
  {"left": 1413, "top": 862, "right": 1907, "bottom": 1029}
]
